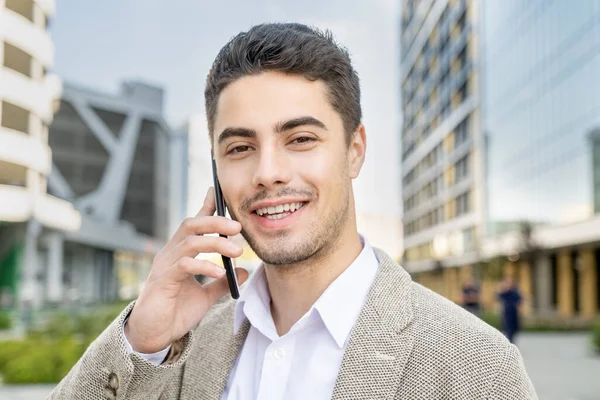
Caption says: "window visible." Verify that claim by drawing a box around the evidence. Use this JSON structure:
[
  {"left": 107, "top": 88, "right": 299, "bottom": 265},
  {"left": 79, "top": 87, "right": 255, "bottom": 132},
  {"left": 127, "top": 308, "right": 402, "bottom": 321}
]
[
  {"left": 3, "top": 42, "right": 32, "bottom": 77},
  {"left": 5, "top": 0, "right": 34, "bottom": 21},
  {"left": 455, "top": 116, "right": 470, "bottom": 147},
  {"left": 458, "top": 47, "right": 467, "bottom": 70},
  {"left": 458, "top": 9, "right": 467, "bottom": 32},
  {"left": 455, "top": 154, "right": 470, "bottom": 182},
  {"left": 456, "top": 190, "right": 471, "bottom": 216},
  {"left": 459, "top": 82, "right": 468, "bottom": 102},
  {"left": 1, "top": 101, "right": 30, "bottom": 134}
]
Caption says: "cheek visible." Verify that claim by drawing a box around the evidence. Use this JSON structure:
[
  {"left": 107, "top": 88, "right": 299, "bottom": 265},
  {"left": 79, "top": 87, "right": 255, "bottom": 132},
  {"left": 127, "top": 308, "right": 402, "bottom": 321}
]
[
  {"left": 220, "top": 169, "right": 249, "bottom": 207},
  {"left": 295, "top": 151, "right": 346, "bottom": 199}
]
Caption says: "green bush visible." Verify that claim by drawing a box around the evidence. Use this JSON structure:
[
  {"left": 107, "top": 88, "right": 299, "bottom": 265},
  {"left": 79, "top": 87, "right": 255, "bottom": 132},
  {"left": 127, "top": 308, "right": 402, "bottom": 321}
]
[
  {"left": 0, "top": 340, "right": 29, "bottom": 371},
  {"left": 0, "top": 339, "right": 84, "bottom": 384},
  {"left": 0, "top": 301, "right": 130, "bottom": 384},
  {"left": 592, "top": 318, "right": 600, "bottom": 355},
  {"left": 0, "top": 310, "right": 11, "bottom": 330}
]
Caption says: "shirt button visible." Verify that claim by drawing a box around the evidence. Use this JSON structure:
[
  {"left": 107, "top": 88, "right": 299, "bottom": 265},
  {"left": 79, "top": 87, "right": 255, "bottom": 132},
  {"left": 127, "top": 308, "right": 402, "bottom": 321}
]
[{"left": 273, "top": 348, "right": 285, "bottom": 359}]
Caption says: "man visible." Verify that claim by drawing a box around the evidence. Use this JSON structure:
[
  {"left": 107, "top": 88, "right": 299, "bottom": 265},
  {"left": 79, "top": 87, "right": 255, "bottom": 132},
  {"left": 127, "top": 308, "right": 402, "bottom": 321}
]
[
  {"left": 461, "top": 276, "right": 481, "bottom": 316},
  {"left": 497, "top": 275, "right": 523, "bottom": 344},
  {"left": 50, "top": 23, "right": 537, "bottom": 399}
]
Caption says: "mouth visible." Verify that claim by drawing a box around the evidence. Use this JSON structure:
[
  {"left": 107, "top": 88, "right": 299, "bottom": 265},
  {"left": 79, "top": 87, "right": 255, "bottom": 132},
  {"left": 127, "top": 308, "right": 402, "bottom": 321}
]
[{"left": 252, "top": 202, "right": 308, "bottom": 220}]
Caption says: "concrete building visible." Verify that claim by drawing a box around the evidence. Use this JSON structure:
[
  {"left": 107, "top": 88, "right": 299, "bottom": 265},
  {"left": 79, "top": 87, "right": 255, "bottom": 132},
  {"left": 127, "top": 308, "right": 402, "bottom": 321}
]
[
  {"left": 0, "top": 0, "right": 81, "bottom": 310},
  {"left": 400, "top": 0, "right": 600, "bottom": 322},
  {"left": 43, "top": 80, "right": 186, "bottom": 306}
]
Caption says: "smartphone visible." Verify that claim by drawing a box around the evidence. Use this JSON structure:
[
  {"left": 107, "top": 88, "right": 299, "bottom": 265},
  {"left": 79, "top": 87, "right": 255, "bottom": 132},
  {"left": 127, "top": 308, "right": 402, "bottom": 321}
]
[{"left": 211, "top": 156, "right": 240, "bottom": 299}]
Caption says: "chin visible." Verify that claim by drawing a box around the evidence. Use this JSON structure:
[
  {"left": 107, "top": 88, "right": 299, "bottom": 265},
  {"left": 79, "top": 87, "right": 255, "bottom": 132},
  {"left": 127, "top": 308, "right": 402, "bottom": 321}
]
[{"left": 240, "top": 228, "right": 321, "bottom": 266}]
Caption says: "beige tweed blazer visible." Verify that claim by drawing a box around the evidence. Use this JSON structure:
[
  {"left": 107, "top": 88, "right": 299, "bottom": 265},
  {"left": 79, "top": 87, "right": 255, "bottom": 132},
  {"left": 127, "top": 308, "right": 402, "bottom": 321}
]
[{"left": 49, "top": 248, "right": 538, "bottom": 399}]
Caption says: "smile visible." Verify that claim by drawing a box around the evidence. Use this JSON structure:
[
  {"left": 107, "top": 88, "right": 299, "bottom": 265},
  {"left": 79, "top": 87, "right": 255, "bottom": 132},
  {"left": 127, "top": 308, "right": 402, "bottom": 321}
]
[{"left": 253, "top": 202, "right": 307, "bottom": 220}]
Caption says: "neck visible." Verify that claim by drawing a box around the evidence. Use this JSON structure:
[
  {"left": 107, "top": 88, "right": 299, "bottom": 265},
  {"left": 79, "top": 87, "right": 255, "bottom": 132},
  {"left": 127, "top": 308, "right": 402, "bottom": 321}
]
[{"left": 264, "top": 226, "right": 363, "bottom": 336}]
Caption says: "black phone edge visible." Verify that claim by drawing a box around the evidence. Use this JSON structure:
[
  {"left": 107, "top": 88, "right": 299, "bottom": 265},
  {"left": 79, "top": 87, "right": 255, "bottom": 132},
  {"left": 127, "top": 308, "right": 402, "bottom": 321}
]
[{"left": 211, "top": 157, "right": 240, "bottom": 299}]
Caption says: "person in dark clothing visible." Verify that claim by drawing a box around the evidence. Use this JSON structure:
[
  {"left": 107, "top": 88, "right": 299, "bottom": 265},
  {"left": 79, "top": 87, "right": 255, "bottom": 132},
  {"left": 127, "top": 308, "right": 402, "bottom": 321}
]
[
  {"left": 497, "top": 276, "right": 523, "bottom": 344},
  {"left": 461, "top": 277, "right": 481, "bottom": 316}
]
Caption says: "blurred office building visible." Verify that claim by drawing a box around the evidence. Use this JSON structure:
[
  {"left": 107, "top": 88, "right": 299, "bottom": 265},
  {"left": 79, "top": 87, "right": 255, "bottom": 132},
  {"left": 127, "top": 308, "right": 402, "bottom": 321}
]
[
  {"left": 44, "top": 80, "right": 187, "bottom": 306},
  {"left": 400, "top": 0, "right": 484, "bottom": 295},
  {"left": 400, "top": 0, "right": 600, "bottom": 322},
  {"left": 0, "top": 0, "right": 81, "bottom": 310}
]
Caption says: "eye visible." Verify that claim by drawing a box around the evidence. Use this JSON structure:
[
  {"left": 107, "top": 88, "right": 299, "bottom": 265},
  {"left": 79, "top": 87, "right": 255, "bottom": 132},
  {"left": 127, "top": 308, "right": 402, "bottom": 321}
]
[
  {"left": 291, "top": 136, "right": 315, "bottom": 145},
  {"left": 227, "top": 145, "right": 252, "bottom": 154}
]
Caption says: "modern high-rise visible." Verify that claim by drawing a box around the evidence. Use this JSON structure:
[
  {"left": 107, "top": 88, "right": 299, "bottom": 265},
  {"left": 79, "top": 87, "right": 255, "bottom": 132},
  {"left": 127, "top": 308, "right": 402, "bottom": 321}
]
[
  {"left": 400, "top": 0, "right": 484, "bottom": 278},
  {"left": 0, "top": 0, "right": 81, "bottom": 310},
  {"left": 400, "top": 0, "right": 600, "bottom": 322},
  {"left": 478, "top": 0, "right": 600, "bottom": 320}
]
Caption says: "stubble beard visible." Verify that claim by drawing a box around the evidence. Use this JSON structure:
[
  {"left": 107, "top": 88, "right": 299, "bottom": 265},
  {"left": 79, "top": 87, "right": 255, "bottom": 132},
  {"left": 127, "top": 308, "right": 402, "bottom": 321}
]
[{"left": 232, "top": 183, "right": 351, "bottom": 267}]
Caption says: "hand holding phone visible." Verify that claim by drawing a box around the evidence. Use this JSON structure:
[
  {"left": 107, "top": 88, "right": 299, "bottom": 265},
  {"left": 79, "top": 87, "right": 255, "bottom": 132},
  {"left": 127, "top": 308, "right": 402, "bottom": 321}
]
[{"left": 123, "top": 185, "right": 248, "bottom": 354}]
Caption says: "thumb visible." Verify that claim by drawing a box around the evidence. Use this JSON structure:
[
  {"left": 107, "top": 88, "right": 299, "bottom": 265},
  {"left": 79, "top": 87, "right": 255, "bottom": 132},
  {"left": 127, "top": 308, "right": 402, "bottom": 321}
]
[{"left": 204, "top": 268, "right": 249, "bottom": 304}]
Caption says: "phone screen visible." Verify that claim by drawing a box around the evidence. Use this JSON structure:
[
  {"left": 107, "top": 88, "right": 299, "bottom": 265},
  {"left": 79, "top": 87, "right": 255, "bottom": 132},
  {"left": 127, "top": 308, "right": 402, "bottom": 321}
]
[{"left": 211, "top": 157, "right": 240, "bottom": 299}]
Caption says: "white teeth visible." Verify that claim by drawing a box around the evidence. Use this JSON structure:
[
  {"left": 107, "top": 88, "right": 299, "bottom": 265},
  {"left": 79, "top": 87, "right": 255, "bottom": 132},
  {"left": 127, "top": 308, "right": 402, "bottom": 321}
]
[
  {"left": 266, "top": 213, "right": 289, "bottom": 220},
  {"left": 255, "top": 202, "right": 306, "bottom": 217}
]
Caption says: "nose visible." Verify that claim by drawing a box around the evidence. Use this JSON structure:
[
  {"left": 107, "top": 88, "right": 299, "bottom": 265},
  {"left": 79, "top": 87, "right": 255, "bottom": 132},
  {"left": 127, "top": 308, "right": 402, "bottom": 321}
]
[{"left": 251, "top": 146, "right": 292, "bottom": 190}]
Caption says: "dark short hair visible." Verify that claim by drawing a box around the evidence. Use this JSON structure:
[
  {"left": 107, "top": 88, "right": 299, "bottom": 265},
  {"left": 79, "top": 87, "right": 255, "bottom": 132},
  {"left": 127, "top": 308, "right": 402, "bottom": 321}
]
[{"left": 204, "top": 23, "right": 362, "bottom": 146}]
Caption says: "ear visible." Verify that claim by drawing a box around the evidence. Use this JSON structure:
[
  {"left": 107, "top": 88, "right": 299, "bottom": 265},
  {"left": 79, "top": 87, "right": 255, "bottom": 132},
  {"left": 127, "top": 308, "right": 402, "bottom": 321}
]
[{"left": 348, "top": 124, "right": 367, "bottom": 179}]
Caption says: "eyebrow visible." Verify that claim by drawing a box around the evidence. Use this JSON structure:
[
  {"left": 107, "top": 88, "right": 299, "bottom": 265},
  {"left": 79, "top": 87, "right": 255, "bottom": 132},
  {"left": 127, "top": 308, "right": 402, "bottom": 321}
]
[
  {"left": 217, "top": 116, "right": 328, "bottom": 146},
  {"left": 274, "top": 116, "right": 328, "bottom": 133}
]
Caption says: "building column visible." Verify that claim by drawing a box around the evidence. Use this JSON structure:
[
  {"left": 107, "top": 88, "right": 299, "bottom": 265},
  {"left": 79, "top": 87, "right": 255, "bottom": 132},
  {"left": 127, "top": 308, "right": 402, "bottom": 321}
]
[
  {"left": 578, "top": 248, "right": 598, "bottom": 320},
  {"left": 19, "top": 220, "right": 42, "bottom": 311},
  {"left": 557, "top": 249, "right": 575, "bottom": 318},
  {"left": 45, "top": 232, "right": 64, "bottom": 304},
  {"left": 518, "top": 261, "right": 533, "bottom": 317},
  {"left": 533, "top": 254, "right": 552, "bottom": 316}
]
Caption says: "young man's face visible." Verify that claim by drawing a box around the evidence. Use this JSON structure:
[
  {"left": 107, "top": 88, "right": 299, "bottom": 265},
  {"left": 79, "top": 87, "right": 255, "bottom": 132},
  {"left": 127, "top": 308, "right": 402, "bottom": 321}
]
[{"left": 212, "top": 71, "right": 366, "bottom": 266}]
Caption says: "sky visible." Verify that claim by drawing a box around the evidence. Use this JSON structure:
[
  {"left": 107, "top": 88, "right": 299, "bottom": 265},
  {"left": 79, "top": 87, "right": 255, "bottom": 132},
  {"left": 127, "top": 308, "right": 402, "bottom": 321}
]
[{"left": 49, "top": 0, "right": 403, "bottom": 256}]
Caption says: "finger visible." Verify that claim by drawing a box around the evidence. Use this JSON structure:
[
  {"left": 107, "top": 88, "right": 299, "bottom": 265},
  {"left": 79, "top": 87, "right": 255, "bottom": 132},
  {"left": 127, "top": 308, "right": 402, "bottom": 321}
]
[
  {"left": 163, "top": 235, "right": 243, "bottom": 267},
  {"left": 171, "top": 257, "right": 226, "bottom": 282},
  {"left": 204, "top": 268, "right": 249, "bottom": 304},
  {"left": 197, "top": 186, "right": 216, "bottom": 217},
  {"left": 164, "top": 216, "right": 241, "bottom": 255}
]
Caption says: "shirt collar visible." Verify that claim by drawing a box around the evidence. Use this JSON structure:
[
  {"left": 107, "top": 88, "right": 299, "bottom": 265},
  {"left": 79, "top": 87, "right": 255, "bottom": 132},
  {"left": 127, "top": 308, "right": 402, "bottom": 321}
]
[{"left": 233, "top": 235, "right": 380, "bottom": 348}]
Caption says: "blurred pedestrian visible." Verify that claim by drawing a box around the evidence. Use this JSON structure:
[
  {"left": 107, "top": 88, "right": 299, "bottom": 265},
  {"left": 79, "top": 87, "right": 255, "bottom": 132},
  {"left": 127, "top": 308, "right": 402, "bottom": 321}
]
[
  {"left": 461, "top": 276, "right": 481, "bottom": 316},
  {"left": 497, "top": 276, "right": 523, "bottom": 344}
]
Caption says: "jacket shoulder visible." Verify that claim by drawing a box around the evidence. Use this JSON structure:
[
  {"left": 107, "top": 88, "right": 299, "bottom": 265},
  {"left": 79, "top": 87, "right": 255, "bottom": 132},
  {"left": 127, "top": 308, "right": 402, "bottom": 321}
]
[
  {"left": 399, "top": 282, "right": 527, "bottom": 397},
  {"left": 408, "top": 281, "right": 509, "bottom": 354}
]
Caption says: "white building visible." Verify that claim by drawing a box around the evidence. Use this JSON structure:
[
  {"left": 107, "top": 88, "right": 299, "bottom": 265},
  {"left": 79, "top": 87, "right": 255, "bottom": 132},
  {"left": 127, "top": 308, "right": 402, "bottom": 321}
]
[{"left": 0, "top": 0, "right": 81, "bottom": 310}]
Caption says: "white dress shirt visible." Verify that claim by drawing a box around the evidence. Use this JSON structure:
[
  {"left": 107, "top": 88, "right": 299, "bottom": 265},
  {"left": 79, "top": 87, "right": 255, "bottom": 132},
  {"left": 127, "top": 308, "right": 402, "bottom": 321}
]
[{"left": 125, "top": 236, "right": 379, "bottom": 400}]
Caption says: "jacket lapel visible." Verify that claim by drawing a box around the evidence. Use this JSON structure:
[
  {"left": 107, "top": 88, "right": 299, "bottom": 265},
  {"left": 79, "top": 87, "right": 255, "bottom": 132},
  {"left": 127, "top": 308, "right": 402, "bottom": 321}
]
[
  {"left": 331, "top": 248, "right": 415, "bottom": 399},
  {"left": 180, "top": 300, "right": 250, "bottom": 399}
]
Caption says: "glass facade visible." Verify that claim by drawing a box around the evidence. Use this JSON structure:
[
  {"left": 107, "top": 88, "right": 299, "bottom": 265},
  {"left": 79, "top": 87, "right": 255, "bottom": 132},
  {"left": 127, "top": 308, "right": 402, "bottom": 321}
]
[{"left": 482, "top": 1, "right": 600, "bottom": 235}]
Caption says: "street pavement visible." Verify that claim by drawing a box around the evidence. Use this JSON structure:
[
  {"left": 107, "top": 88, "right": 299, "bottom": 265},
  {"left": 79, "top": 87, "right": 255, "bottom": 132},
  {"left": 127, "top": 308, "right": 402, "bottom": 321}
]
[
  {"left": 517, "top": 332, "right": 600, "bottom": 400},
  {"left": 0, "top": 332, "right": 599, "bottom": 399}
]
